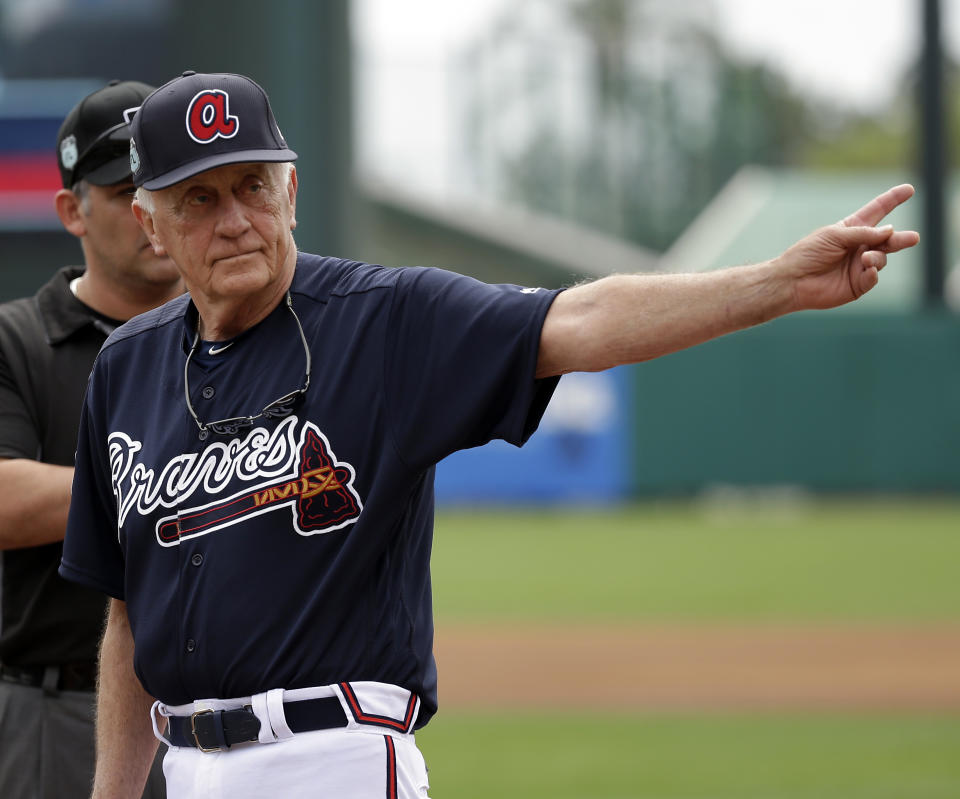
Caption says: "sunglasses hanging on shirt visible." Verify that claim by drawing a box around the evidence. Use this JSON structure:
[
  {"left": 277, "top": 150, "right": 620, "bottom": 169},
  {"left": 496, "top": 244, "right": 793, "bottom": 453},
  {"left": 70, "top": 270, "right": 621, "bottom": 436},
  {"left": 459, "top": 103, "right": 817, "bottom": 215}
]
[{"left": 184, "top": 292, "right": 311, "bottom": 438}]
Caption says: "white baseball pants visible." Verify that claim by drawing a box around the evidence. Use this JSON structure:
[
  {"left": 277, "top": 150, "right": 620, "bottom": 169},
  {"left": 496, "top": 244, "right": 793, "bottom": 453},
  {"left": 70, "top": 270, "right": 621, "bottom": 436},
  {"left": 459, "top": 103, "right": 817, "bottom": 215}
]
[{"left": 154, "top": 682, "right": 431, "bottom": 799}]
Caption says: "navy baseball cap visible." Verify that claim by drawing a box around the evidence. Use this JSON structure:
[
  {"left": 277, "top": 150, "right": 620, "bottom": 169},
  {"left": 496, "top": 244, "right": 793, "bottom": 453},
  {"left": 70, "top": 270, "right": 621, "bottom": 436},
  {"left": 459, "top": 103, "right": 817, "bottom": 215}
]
[
  {"left": 130, "top": 71, "right": 297, "bottom": 190},
  {"left": 57, "top": 80, "right": 156, "bottom": 188}
]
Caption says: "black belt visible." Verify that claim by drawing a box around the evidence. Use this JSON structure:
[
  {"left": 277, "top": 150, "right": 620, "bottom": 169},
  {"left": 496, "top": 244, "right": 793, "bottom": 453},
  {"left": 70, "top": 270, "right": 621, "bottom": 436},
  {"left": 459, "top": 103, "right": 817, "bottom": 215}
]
[
  {"left": 0, "top": 661, "right": 97, "bottom": 693},
  {"left": 167, "top": 696, "right": 348, "bottom": 752}
]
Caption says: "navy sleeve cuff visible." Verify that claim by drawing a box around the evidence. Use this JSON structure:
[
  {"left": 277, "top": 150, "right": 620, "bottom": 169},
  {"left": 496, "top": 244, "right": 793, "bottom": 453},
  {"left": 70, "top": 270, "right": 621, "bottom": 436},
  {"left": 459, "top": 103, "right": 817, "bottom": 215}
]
[{"left": 59, "top": 558, "right": 125, "bottom": 601}]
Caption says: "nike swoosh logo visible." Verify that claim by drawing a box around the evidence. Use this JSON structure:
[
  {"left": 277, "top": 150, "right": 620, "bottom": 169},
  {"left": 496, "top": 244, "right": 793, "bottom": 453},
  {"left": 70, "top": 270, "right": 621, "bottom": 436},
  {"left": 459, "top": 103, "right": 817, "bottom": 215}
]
[{"left": 208, "top": 343, "right": 234, "bottom": 355}]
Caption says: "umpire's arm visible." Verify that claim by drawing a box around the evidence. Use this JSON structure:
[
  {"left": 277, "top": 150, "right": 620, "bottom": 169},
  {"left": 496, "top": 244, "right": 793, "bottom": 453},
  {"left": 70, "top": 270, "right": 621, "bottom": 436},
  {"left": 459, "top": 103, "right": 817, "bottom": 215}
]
[
  {"left": 90, "top": 599, "right": 162, "bottom": 799},
  {"left": 537, "top": 184, "right": 920, "bottom": 379}
]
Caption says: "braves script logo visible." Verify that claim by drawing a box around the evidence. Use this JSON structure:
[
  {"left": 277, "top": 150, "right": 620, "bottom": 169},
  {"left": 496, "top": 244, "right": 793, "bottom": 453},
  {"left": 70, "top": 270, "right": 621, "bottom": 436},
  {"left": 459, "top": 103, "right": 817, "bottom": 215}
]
[
  {"left": 109, "top": 417, "right": 362, "bottom": 547},
  {"left": 186, "top": 89, "right": 239, "bottom": 143}
]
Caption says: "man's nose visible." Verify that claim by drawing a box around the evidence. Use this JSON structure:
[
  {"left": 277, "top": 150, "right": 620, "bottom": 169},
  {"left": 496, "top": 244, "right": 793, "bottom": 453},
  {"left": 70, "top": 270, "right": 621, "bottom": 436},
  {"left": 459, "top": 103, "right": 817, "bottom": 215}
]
[{"left": 214, "top": 194, "right": 251, "bottom": 237}]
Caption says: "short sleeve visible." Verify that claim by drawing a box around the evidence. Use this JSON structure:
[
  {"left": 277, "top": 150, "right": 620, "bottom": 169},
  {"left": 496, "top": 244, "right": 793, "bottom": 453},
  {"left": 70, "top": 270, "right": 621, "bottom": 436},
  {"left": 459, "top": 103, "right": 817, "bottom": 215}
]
[
  {"left": 59, "top": 364, "right": 126, "bottom": 599},
  {"left": 0, "top": 337, "right": 40, "bottom": 460},
  {"left": 384, "top": 267, "right": 561, "bottom": 469}
]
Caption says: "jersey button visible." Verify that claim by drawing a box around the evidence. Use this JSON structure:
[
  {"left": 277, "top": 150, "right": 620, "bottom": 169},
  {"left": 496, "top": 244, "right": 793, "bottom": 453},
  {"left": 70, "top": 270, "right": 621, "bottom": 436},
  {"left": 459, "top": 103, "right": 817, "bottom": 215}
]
[
  {"left": 202, "top": 386, "right": 215, "bottom": 399},
  {"left": 191, "top": 553, "right": 203, "bottom": 567},
  {"left": 186, "top": 639, "right": 196, "bottom": 653},
  {"left": 198, "top": 430, "right": 209, "bottom": 441}
]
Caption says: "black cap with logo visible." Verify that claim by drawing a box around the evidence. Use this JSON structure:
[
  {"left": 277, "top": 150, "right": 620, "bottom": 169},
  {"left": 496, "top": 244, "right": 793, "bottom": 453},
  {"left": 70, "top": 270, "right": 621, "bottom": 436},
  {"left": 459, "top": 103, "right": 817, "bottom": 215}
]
[
  {"left": 56, "top": 80, "right": 156, "bottom": 189},
  {"left": 130, "top": 71, "right": 297, "bottom": 191}
]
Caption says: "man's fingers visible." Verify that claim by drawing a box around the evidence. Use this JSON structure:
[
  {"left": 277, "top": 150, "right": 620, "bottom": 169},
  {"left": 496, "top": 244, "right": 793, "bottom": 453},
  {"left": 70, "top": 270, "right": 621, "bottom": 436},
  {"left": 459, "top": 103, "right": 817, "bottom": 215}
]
[
  {"left": 862, "top": 229, "right": 921, "bottom": 253},
  {"left": 832, "top": 224, "right": 920, "bottom": 253},
  {"left": 882, "top": 229, "right": 921, "bottom": 253},
  {"left": 842, "top": 183, "right": 916, "bottom": 227},
  {"left": 858, "top": 265, "right": 880, "bottom": 295},
  {"left": 833, "top": 223, "right": 894, "bottom": 248},
  {"left": 862, "top": 250, "right": 888, "bottom": 271}
]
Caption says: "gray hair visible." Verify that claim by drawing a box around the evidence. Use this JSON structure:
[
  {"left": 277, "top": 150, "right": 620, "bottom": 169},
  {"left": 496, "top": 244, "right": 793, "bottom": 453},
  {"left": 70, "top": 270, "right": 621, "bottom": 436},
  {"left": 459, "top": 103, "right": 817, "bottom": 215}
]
[
  {"left": 134, "top": 183, "right": 154, "bottom": 213},
  {"left": 134, "top": 161, "right": 295, "bottom": 214}
]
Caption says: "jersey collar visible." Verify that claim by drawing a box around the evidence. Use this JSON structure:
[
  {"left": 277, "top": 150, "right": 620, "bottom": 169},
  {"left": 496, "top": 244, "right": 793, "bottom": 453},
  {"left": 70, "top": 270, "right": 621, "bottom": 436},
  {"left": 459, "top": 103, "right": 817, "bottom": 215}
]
[{"left": 35, "top": 266, "right": 119, "bottom": 345}]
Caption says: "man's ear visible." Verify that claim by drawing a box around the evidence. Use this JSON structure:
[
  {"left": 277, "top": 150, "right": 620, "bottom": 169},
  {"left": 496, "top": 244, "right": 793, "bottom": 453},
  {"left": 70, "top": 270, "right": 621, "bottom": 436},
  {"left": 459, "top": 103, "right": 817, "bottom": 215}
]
[
  {"left": 288, "top": 166, "right": 297, "bottom": 231},
  {"left": 54, "top": 188, "right": 86, "bottom": 238},
  {"left": 131, "top": 200, "right": 167, "bottom": 256}
]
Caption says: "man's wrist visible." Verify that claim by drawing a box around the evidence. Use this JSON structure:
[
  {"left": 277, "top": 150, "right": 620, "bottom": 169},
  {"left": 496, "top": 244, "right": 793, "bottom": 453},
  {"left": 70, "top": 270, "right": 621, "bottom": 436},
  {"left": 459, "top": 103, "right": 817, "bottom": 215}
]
[{"left": 729, "top": 260, "right": 797, "bottom": 327}]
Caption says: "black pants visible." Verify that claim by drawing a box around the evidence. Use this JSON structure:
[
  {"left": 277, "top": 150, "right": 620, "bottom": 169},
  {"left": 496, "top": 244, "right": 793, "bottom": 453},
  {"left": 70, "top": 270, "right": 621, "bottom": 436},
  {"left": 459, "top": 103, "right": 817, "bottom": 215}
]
[{"left": 0, "top": 679, "right": 166, "bottom": 799}]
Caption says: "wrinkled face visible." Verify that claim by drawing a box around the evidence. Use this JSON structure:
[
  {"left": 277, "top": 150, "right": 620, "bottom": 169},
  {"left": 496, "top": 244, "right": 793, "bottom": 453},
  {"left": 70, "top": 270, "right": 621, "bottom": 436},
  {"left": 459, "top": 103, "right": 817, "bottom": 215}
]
[
  {"left": 135, "top": 162, "right": 297, "bottom": 303},
  {"left": 80, "top": 181, "right": 181, "bottom": 290}
]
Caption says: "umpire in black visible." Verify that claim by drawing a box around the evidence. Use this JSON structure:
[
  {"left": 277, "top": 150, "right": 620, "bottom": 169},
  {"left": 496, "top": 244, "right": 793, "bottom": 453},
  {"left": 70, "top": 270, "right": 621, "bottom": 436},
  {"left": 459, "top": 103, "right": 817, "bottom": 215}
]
[{"left": 0, "top": 81, "right": 183, "bottom": 799}]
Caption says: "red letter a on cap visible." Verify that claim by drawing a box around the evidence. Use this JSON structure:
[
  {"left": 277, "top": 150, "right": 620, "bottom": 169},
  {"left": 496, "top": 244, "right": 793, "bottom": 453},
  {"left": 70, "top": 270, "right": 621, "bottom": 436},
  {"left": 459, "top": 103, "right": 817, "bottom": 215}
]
[{"left": 186, "top": 90, "right": 240, "bottom": 143}]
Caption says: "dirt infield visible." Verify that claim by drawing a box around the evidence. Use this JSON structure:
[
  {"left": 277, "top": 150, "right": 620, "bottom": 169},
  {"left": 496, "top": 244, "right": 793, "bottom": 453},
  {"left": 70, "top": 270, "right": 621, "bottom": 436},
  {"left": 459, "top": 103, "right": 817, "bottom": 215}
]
[{"left": 434, "top": 623, "right": 960, "bottom": 712}]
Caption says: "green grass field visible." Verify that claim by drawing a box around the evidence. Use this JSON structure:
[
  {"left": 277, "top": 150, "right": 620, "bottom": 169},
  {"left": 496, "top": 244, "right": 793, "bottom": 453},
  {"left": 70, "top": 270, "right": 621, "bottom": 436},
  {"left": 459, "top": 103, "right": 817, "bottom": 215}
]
[
  {"left": 431, "top": 500, "right": 960, "bottom": 621},
  {"left": 418, "top": 714, "right": 960, "bottom": 799},
  {"left": 422, "top": 500, "right": 960, "bottom": 798}
]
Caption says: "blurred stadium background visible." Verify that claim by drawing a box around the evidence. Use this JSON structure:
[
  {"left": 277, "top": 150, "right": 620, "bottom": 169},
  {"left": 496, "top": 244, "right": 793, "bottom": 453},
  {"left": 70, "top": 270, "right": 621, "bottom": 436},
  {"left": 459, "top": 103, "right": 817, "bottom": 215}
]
[{"left": 2, "top": 1, "right": 959, "bottom": 796}]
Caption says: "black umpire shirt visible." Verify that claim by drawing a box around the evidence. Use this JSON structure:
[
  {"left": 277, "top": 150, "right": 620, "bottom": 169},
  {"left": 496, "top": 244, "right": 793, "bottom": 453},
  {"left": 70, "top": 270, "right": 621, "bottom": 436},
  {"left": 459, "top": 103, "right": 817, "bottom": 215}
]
[{"left": 0, "top": 266, "right": 120, "bottom": 668}]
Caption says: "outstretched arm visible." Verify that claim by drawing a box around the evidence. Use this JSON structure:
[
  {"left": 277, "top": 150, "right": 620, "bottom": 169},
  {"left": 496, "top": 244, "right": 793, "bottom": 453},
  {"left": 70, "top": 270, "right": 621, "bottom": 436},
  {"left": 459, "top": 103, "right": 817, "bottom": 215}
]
[{"left": 537, "top": 184, "right": 920, "bottom": 378}]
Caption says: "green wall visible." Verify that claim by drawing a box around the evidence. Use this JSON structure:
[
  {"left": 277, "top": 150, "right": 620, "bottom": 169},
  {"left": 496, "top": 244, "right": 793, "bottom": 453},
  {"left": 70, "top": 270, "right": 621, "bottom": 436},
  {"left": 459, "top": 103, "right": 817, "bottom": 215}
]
[
  {"left": 631, "top": 312, "right": 960, "bottom": 493},
  {"left": 0, "top": 231, "right": 80, "bottom": 302},
  {"left": 354, "top": 193, "right": 585, "bottom": 288}
]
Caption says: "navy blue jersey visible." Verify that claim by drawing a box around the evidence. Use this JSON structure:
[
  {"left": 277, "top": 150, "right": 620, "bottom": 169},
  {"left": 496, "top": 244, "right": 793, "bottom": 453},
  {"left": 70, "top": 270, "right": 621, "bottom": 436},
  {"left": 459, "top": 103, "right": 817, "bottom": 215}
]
[{"left": 60, "top": 253, "right": 560, "bottom": 727}]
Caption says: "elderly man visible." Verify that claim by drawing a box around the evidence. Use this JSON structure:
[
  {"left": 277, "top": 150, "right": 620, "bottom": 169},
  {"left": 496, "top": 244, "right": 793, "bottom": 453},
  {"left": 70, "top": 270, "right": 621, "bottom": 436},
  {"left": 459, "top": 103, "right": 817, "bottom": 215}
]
[{"left": 60, "top": 71, "right": 918, "bottom": 799}]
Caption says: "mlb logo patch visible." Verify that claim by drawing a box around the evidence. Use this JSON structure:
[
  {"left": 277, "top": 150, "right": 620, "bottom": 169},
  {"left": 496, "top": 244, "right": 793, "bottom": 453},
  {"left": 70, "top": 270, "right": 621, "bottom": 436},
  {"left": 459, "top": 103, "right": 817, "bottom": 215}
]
[
  {"left": 60, "top": 135, "right": 78, "bottom": 170},
  {"left": 129, "top": 139, "right": 141, "bottom": 174}
]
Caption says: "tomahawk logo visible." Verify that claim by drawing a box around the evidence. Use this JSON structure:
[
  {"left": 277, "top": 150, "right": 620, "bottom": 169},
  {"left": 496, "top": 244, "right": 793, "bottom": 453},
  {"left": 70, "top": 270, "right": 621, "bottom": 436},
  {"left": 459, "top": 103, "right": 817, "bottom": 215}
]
[
  {"left": 186, "top": 89, "right": 239, "bottom": 143},
  {"left": 109, "top": 418, "right": 363, "bottom": 547}
]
